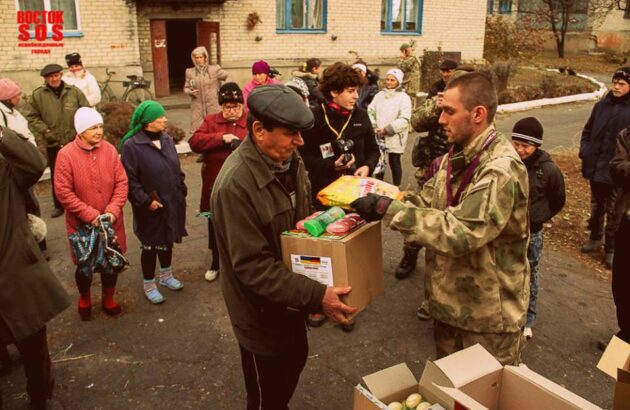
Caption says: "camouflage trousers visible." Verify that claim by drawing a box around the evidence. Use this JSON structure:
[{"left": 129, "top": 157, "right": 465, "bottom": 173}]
[{"left": 434, "top": 321, "right": 524, "bottom": 365}]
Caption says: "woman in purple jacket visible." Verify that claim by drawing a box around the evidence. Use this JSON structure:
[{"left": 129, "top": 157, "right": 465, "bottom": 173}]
[{"left": 120, "top": 101, "right": 188, "bottom": 304}]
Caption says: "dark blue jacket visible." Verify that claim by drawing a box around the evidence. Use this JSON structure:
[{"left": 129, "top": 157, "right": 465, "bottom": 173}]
[
  {"left": 121, "top": 130, "right": 187, "bottom": 246},
  {"left": 580, "top": 92, "right": 630, "bottom": 184}
]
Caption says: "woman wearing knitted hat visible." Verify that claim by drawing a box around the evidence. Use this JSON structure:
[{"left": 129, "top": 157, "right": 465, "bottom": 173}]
[
  {"left": 120, "top": 101, "right": 188, "bottom": 304},
  {"left": 367, "top": 68, "right": 412, "bottom": 186},
  {"left": 242, "top": 60, "right": 282, "bottom": 110},
  {"left": 189, "top": 83, "right": 247, "bottom": 282},
  {"left": 54, "top": 107, "right": 129, "bottom": 319},
  {"left": 184, "top": 46, "right": 232, "bottom": 134},
  {"left": 62, "top": 52, "right": 101, "bottom": 107}
]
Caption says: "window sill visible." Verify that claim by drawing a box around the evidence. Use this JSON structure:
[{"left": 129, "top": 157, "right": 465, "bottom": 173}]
[
  {"left": 276, "top": 29, "right": 327, "bottom": 34},
  {"left": 380, "top": 31, "right": 421, "bottom": 36},
  {"left": 27, "top": 31, "right": 84, "bottom": 39}
]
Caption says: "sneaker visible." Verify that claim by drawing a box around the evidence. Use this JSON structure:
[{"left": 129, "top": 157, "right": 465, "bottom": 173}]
[
  {"left": 581, "top": 239, "right": 602, "bottom": 253},
  {"left": 50, "top": 208, "right": 64, "bottom": 218},
  {"left": 158, "top": 274, "right": 184, "bottom": 291},
  {"left": 307, "top": 313, "right": 327, "bottom": 327},
  {"left": 604, "top": 252, "right": 614, "bottom": 269},
  {"left": 144, "top": 283, "right": 165, "bottom": 304},
  {"left": 523, "top": 327, "right": 533, "bottom": 339},
  {"left": 416, "top": 301, "right": 430, "bottom": 320},
  {"left": 395, "top": 244, "right": 421, "bottom": 279},
  {"left": 597, "top": 339, "right": 609, "bottom": 351},
  {"left": 204, "top": 269, "right": 219, "bottom": 282}
]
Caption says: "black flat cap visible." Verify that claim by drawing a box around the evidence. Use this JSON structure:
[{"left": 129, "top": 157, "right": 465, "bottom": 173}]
[
  {"left": 439, "top": 59, "right": 458, "bottom": 71},
  {"left": 40, "top": 63, "right": 64, "bottom": 77},
  {"left": 248, "top": 85, "right": 314, "bottom": 131}
]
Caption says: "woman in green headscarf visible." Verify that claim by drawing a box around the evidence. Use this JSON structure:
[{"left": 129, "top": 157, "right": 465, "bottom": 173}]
[{"left": 120, "top": 101, "right": 188, "bottom": 304}]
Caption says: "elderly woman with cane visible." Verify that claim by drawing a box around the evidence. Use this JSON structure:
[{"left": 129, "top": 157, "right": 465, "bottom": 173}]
[
  {"left": 120, "top": 101, "right": 187, "bottom": 304},
  {"left": 55, "top": 107, "right": 128, "bottom": 320}
]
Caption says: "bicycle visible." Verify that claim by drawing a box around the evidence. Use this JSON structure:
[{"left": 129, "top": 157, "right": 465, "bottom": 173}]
[{"left": 98, "top": 68, "right": 153, "bottom": 108}]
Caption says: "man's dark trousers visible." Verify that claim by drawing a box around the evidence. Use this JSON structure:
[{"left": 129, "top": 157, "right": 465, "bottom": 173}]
[{"left": 239, "top": 324, "right": 308, "bottom": 410}]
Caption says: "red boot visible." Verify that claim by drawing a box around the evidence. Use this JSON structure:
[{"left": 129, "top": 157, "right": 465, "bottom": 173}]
[
  {"left": 102, "top": 287, "right": 122, "bottom": 317},
  {"left": 78, "top": 291, "right": 92, "bottom": 321}
]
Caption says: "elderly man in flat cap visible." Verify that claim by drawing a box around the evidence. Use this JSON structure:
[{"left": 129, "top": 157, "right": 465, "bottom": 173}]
[
  {"left": 23, "top": 63, "right": 89, "bottom": 218},
  {"left": 211, "top": 85, "right": 357, "bottom": 409}
]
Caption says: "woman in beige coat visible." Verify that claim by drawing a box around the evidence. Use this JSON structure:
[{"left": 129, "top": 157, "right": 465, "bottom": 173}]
[{"left": 184, "top": 46, "right": 231, "bottom": 134}]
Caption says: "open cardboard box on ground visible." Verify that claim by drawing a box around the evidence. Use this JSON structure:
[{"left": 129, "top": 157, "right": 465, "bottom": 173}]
[
  {"left": 597, "top": 335, "right": 630, "bottom": 410},
  {"left": 354, "top": 344, "right": 601, "bottom": 410},
  {"left": 281, "top": 221, "right": 383, "bottom": 317}
]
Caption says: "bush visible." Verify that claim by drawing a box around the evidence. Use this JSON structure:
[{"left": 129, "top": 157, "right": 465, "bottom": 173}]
[
  {"left": 484, "top": 15, "right": 545, "bottom": 63},
  {"left": 491, "top": 61, "right": 516, "bottom": 94},
  {"left": 420, "top": 49, "right": 443, "bottom": 92},
  {"left": 100, "top": 101, "right": 185, "bottom": 148}
]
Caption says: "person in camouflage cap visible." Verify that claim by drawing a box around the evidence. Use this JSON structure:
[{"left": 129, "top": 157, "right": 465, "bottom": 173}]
[
  {"left": 397, "top": 43, "right": 421, "bottom": 108},
  {"left": 352, "top": 72, "right": 530, "bottom": 365}
]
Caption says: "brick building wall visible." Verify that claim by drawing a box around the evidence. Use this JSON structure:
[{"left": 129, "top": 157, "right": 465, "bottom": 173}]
[
  {"left": 136, "top": 0, "right": 486, "bottom": 86},
  {"left": 0, "top": 0, "right": 142, "bottom": 94}
]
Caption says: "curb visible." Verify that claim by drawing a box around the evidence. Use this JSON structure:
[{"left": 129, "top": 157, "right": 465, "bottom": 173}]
[{"left": 497, "top": 70, "right": 606, "bottom": 114}]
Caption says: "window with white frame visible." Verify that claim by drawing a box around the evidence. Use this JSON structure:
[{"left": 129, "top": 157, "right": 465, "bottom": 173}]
[
  {"left": 381, "top": 0, "right": 423, "bottom": 34},
  {"left": 276, "top": 0, "right": 326, "bottom": 32},
  {"left": 16, "top": 0, "right": 80, "bottom": 32}
]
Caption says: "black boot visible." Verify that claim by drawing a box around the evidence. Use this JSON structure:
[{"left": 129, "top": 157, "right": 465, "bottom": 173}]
[{"left": 395, "top": 243, "right": 421, "bottom": 279}]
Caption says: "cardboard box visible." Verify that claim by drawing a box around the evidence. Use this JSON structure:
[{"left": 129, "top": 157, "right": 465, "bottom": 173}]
[
  {"left": 281, "top": 221, "right": 383, "bottom": 317},
  {"left": 354, "top": 344, "right": 601, "bottom": 410},
  {"left": 597, "top": 336, "right": 630, "bottom": 410}
]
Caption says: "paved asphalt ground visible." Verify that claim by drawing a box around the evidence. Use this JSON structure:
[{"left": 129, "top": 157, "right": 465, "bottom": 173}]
[{"left": 1, "top": 80, "right": 621, "bottom": 409}]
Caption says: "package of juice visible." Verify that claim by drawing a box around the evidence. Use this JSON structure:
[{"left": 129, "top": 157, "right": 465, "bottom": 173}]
[{"left": 316, "top": 176, "right": 401, "bottom": 208}]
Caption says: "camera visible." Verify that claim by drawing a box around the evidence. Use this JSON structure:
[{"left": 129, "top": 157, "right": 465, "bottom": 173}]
[{"left": 334, "top": 138, "right": 356, "bottom": 174}]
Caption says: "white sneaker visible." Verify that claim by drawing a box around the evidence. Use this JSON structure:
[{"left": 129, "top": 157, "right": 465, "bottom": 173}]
[
  {"left": 204, "top": 269, "right": 219, "bottom": 282},
  {"left": 523, "top": 327, "right": 533, "bottom": 339}
]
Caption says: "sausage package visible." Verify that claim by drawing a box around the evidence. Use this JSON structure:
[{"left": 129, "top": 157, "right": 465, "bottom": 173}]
[{"left": 316, "top": 176, "right": 401, "bottom": 208}]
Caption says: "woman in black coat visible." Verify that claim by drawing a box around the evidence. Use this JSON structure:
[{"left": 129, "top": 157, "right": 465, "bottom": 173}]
[{"left": 120, "top": 101, "right": 187, "bottom": 305}]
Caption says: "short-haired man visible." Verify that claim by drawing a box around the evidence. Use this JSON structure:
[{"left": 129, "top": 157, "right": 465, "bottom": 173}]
[
  {"left": 211, "top": 85, "right": 357, "bottom": 409},
  {"left": 24, "top": 63, "right": 89, "bottom": 218},
  {"left": 428, "top": 59, "right": 458, "bottom": 98},
  {"left": 579, "top": 67, "right": 630, "bottom": 268},
  {"left": 352, "top": 72, "right": 530, "bottom": 365}
]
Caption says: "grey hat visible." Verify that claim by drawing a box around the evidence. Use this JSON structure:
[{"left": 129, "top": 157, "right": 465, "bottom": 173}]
[
  {"left": 40, "top": 63, "right": 64, "bottom": 77},
  {"left": 248, "top": 85, "right": 314, "bottom": 131}
]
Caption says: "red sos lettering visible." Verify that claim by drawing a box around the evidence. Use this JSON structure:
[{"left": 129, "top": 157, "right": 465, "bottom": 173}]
[{"left": 17, "top": 24, "right": 62, "bottom": 41}]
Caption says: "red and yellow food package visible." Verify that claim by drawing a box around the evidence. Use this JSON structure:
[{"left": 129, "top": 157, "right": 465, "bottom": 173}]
[{"left": 316, "top": 176, "right": 402, "bottom": 208}]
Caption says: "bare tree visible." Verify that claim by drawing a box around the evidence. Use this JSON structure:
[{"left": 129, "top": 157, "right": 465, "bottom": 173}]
[{"left": 518, "top": 0, "right": 589, "bottom": 58}]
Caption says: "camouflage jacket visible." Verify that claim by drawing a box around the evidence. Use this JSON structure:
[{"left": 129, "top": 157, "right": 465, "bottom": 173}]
[
  {"left": 397, "top": 56, "right": 421, "bottom": 96},
  {"left": 411, "top": 96, "right": 450, "bottom": 168},
  {"left": 384, "top": 126, "right": 530, "bottom": 333}
]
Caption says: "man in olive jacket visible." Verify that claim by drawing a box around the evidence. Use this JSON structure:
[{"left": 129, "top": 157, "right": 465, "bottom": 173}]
[
  {"left": 211, "top": 85, "right": 357, "bottom": 409},
  {"left": 0, "top": 126, "right": 70, "bottom": 409},
  {"left": 23, "top": 63, "right": 89, "bottom": 218}
]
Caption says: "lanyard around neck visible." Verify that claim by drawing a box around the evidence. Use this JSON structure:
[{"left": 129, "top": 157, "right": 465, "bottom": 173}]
[
  {"left": 322, "top": 104, "right": 353, "bottom": 140},
  {"left": 446, "top": 130, "right": 498, "bottom": 207}
]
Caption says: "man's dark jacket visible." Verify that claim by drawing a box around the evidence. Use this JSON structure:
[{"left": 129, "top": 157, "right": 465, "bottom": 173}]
[
  {"left": 580, "top": 91, "right": 630, "bottom": 185},
  {"left": 211, "top": 136, "right": 326, "bottom": 355},
  {"left": 0, "top": 128, "right": 70, "bottom": 343},
  {"left": 523, "top": 149, "right": 566, "bottom": 233}
]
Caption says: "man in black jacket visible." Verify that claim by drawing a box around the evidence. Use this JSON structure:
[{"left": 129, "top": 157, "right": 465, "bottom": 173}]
[
  {"left": 579, "top": 67, "right": 630, "bottom": 268},
  {"left": 512, "top": 117, "right": 566, "bottom": 340}
]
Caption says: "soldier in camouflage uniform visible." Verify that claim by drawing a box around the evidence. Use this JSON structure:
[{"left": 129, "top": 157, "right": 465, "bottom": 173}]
[
  {"left": 352, "top": 72, "right": 530, "bottom": 365},
  {"left": 398, "top": 43, "right": 421, "bottom": 109}
]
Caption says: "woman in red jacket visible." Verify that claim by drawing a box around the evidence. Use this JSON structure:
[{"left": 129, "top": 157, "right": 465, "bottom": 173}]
[
  {"left": 189, "top": 82, "right": 247, "bottom": 282},
  {"left": 54, "top": 107, "right": 128, "bottom": 320}
]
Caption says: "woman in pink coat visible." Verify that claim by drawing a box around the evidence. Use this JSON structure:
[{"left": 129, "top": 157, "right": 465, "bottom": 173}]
[
  {"left": 242, "top": 60, "right": 282, "bottom": 110},
  {"left": 54, "top": 107, "right": 128, "bottom": 320}
]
